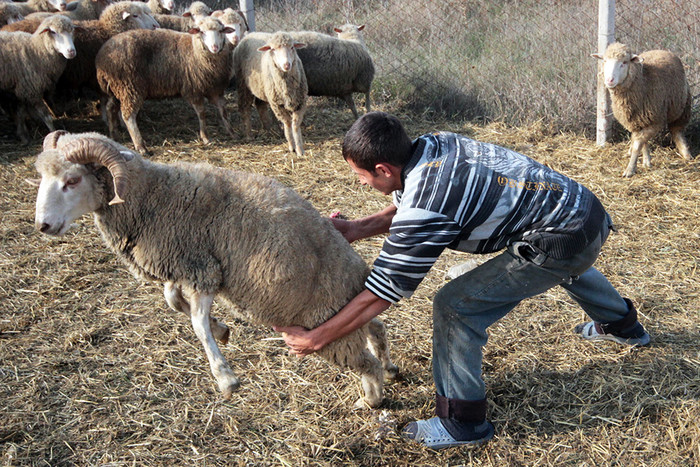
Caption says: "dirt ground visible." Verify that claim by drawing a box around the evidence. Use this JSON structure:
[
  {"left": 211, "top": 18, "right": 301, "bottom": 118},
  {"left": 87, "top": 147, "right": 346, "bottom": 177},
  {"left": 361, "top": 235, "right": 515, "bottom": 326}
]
[{"left": 0, "top": 95, "right": 698, "bottom": 466}]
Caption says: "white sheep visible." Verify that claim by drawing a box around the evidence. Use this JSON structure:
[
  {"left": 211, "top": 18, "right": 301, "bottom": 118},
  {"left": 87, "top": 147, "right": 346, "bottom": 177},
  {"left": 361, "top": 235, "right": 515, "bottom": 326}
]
[
  {"left": 145, "top": 0, "right": 174, "bottom": 15},
  {"left": 13, "top": 0, "right": 67, "bottom": 17},
  {"left": 233, "top": 31, "right": 308, "bottom": 156},
  {"left": 0, "top": 14, "right": 76, "bottom": 143},
  {"left": 211, "top": 7, "right": 247, "bottom": 46},
  {"left": 593, "top": 42, "right": 694, "bottom": 177},
  {"left": 95, "top": 16, "right": 235, "bottom": 155},
  {"left": 289, "top": 24, "right": 373, "bottom": 119},
  {"left": 32, "top": 130, "right": 398, "bottom": 407},
  {"left": 0, "top": 3, "right": 24, "bottom": 27},
  {"left": 154, "top": 0, "right": 210, "bottom": 32}
]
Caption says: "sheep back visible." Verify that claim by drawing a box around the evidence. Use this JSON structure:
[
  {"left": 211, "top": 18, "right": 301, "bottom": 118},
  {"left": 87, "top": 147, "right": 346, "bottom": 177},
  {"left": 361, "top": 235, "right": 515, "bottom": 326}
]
[
  {"left": 292, "top": 30, "right": 374, "bottom": 97},
  {"left": 0, "top": 16, "right": 72, "bottom": 101},
  {"left": 88, "top": 154, "right": 369, "bottom": 329},
  {"left": 96, "top": 27, "right": 233, "bottom": 106},
  {"left": 608, "top": 48, "right": 691, "bottom": 134}
]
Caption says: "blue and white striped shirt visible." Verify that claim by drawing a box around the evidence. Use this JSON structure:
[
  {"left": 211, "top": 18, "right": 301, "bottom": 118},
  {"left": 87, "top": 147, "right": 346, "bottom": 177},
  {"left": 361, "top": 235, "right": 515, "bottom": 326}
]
[{"left": 365, "top": 132, "right": 607, "bottom": 303}]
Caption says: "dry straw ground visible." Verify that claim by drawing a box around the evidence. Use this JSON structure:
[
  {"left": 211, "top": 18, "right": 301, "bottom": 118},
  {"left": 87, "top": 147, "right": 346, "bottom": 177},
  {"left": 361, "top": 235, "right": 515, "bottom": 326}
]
[{"left": 0, "top": 96, "right": 698, "bottom": 466}]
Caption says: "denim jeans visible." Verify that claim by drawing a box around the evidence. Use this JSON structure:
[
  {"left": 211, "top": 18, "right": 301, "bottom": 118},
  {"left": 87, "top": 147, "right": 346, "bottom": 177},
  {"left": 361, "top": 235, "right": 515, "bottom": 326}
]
[{"left": 432, "top": 224, "right": 631, "bottom": 402}]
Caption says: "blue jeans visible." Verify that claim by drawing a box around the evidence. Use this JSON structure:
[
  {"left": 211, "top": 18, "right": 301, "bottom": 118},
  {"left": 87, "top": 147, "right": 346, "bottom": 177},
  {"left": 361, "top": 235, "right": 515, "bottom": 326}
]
[{"left": 432, "top": 226, "right": 630, "bottom": 402}]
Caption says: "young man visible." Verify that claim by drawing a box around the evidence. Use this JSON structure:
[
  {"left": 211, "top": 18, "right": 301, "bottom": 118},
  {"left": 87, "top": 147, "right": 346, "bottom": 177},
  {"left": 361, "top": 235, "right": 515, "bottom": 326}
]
[{"left": 273, "top": 112, "right": 650, "bottom": 449}]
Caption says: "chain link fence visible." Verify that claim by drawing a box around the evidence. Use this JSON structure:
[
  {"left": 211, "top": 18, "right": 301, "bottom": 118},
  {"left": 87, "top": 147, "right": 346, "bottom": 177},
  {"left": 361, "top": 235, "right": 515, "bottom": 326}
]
[{"left": 228, "top": 0, "right": 699, "bottom": 135}]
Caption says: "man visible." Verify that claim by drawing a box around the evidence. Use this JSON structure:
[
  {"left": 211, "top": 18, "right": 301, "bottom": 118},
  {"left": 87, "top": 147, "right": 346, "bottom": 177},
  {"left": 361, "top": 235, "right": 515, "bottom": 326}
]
[{"left": 274, "top": 112, "right": 650, "bottom": 449}]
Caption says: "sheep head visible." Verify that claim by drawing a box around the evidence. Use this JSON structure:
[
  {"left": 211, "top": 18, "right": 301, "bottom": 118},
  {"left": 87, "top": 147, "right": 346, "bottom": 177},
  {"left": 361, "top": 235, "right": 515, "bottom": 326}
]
[
  {"left": 591, "top": 42, "right": 642, "bottom": 89},
  {"left": 258, "top": 32, "right": 305, "bottom": 73},
  {"left": 189, "top": 17, "right": 232, "bottom": 54},
  {"left": 36, "top": 15, "right": 76, "bottom": 59},
  {"left": 34, "top": 133, "right": 135, "bottom": 236}
]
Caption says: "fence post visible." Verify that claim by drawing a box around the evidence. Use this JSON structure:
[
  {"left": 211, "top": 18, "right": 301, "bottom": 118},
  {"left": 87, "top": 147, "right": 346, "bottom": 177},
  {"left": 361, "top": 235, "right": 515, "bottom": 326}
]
[
  {"left": 240, "top": 0, "right": 255, "bottom": 32},
  {"left": 596, "top": 0, "right": 614, "bottom": 145}
]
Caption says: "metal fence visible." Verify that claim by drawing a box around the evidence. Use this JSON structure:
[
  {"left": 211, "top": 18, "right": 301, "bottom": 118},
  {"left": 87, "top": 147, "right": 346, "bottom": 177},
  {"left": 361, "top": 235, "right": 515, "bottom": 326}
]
[{"left": 233, "top": 0, "right": 699, "bottom": 134}]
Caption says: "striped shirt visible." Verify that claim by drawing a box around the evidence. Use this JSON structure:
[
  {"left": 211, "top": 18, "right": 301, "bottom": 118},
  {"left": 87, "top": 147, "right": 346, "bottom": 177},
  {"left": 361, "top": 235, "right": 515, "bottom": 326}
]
[{"left": 365, "top": 132, "right": 608, "bottom": 303}]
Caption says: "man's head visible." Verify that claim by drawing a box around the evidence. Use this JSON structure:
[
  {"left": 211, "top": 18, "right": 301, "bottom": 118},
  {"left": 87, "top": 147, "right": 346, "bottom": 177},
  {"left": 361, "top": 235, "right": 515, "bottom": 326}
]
[{"left": 342, "top": 112, "right": 413, "bottom": 171}]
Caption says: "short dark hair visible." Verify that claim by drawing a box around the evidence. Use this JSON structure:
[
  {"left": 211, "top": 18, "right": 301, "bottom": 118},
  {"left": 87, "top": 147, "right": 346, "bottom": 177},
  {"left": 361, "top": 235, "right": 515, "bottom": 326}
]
[{"left": 342, "top": 112, "right": 413, "bottom": 172}]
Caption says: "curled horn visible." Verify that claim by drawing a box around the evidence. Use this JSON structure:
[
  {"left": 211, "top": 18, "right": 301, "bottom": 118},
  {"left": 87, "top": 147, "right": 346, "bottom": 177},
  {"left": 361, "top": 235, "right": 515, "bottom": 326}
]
[
  {"left": 62, "top": 138, "right": 129, "bottom": 205},
  {"left": 43, "top": 130, "right": 69, "bottom": 151}
]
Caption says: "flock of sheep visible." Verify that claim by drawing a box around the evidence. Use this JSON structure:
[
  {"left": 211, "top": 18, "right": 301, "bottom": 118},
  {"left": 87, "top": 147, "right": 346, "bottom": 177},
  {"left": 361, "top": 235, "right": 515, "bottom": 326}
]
[{"left": 4, "top": 0, "right": 695, "bottom": 405}]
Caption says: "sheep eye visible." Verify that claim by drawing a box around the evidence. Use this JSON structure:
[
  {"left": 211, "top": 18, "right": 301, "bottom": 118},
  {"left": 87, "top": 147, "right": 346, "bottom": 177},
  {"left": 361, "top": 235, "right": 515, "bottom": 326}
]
[{"left": 64, "top": 176, "right": 81, "bottom": 188}]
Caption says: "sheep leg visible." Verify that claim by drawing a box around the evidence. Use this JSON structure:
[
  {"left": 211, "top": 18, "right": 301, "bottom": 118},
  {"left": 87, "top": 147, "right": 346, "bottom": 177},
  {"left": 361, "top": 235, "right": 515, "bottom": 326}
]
[
  {"left": 211, "top": 94, "right": 235, "bottom": 138},
  {"left": 343, "top": 94, "right": 359, "bottom": 119},
  {"left": 32, "top": 100, "right": 55, "bottom": 133},
  {"left": 272, "top": 106, "right": 295, "bottom": 154},
  {"left": 163, "top": 282, "right": 230, "bottom": 344},
  {"left": 366, "top": 318, "right": 399, "bottom": 382},
  {"left": 364, "top": 90, "right": 371, "bottom": 114},
  {"left": 291, "top": 109, "right": 305, "bottom": 157},
  {"left": 319, "top": 334, "right": 384, "bottom": 409},
  {"left": 670, "top": 126, "right": 693, "bottom": 160},
  {"left": 641, "top": 143, "right": 651, "bottom": 169},
  {"left": 13, "top": 104, "right": 30, "bottom": 145},
  {"left": 189, "top": 291, "right": 240, "bottom": 398},
  {"left": 189, "top": 97, "right": 210, "bottom": 145},
  {"left": 624, "top": 126, "right": 660, "bottom": 177},
  {"left": 254, "top": 99, "right": 276, "bottom": 133},
  {"left": 122, "top": 109, "right": 150, "bottom": 156},
  {"left": 237, "top": 88, "right": 255, "bottom": 140}
]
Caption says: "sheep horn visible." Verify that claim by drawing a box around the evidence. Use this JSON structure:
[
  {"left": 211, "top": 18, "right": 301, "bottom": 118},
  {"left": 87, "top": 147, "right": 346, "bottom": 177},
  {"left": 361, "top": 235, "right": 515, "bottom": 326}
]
[
  {"left": 62, "top": 138, "right": 129, "bottom": 206},
  {"left": 43, "top": 130, "right": 69, "bottom": 151}
]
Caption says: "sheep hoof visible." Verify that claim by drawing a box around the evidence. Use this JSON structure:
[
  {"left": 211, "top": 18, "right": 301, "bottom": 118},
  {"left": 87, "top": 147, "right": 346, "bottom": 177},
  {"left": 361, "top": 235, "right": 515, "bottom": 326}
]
[
  {"left": 354, "top": 396, "right": 382, "bottom": 410},
  {"left": 622, "top": 170, "right": 635, "bottom": 178},
  {"left": 384, "top": 364, "right": 399, "bottom": 382},
  {"left": 220, "top": 378, "right": 240, "bottom": 399}
]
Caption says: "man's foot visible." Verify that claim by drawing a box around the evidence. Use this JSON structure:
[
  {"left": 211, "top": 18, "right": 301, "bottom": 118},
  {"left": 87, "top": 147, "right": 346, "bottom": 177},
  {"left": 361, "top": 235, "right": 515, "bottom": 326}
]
[
  {"left": 575, "top": 321, "right": 650, "bottom": 346},
  {"left": 401, "top": 416, "right": 494, "bottom": 449}
]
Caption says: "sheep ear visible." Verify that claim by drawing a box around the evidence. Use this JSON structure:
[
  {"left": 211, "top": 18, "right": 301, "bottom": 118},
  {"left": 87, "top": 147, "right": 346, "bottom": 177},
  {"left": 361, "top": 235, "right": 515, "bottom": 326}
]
[
  {"left": 357, "top": 24, "right": 365, "bottom": 31},
  {"left": 293, "top": 42, "right": 305, "bottom": 49},
  {"left": 122, "top": 11, "right": 131, "bottom": 20},
  {"left": 65, "top": 1, "right": 78, "bottom": 11},
  {"left": 25, "top": 178, "right": 42, "bottom": 187},
  {"left": 333, "top": 27, "right": 341, "bottom": 33},
  {"left": 591, "top": 53, "right": 603, "bottom": 60},
  {"left": 188, "top": 27, "right": 201, "bottom": 34},
  {"left": 183, "top": 11, "right": 192, "bottom": 17},
  {"left": 631, "top": 54, "right": 643, "bottom": 64},
  {"left": 258, "top": 45, "right": 271, "bottom": 52}
]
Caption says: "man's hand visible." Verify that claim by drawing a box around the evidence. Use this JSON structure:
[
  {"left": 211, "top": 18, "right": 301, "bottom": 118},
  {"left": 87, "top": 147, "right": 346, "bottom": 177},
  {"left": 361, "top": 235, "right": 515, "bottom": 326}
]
[{"left": 273, "top": 325, "right": 319, "bottom": 358}]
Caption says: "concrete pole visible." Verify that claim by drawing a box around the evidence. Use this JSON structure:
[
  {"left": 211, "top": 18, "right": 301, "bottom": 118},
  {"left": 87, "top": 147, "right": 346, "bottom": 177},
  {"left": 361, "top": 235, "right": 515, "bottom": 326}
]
[
  {"left": 596, "top": 0, "right": 615, "bottom": 145},
  {"left": 240, "top": 0, "right": 255, "bottom": 32}
]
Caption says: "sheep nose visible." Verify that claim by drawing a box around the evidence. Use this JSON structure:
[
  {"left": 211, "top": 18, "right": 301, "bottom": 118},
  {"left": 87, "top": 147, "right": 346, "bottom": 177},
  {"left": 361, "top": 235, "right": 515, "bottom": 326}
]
[
  {"left": 38, "top": 222, "right": 51, "bottom": 233},
  {"left": 282, "top": 62, "right": 291, "bottom": 71}
]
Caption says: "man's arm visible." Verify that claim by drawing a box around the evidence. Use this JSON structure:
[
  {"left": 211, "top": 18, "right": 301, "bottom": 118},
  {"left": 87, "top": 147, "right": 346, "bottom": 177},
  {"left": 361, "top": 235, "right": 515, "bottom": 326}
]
[
  {"left": 330, "top": 205, "right": 397, "bottom": 243},
  {"left": 274, "top": 289, "right": 391, "bottom": 357}
]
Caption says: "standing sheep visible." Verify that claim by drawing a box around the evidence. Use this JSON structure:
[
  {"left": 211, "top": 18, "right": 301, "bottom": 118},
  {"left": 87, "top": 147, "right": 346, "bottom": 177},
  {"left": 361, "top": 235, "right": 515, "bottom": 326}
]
[
  {"left": 290, "top": 23, "right": 373, "bottom": 118},
  {"left": 211, "top": 7, "right": 247, "bottom": 46},
  {"left": 32, "top": 130, "right": 398, "bottom": 407},
  {"left": 233, "top": 31, "right": 308, "bottom": 156},
  {"left": 96, "top": 16, "right": 235, "bottom": 155},
  {"left": 0, "top": 14, "right": 76, "bottom": 143},
  {"left": 593, "top": 42, "right": 694, "bottom": 177},
  {"left": 0, "top": 3, "right": 24, "bottom": 27},
  {"left": 154, "top": 0, "right": 210, "bottom": 32}
]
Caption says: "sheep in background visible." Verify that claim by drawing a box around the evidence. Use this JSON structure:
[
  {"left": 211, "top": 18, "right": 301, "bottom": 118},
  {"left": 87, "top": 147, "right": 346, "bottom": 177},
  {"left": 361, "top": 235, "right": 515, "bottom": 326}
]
[
  {"left": 96, "top": 16, "right": 235, "bottom": 154},
  {"left": 62, "top": 0, "right": 113, "bottom": 21},
  {"left": 13, "top": 0, "right": 67, "bottom": 17},
  {"left": 0, "top": 15, "right": 76, "bottom": 143},
  {"left": 211, "top": 7, "right": 247, "bottom": 46},
  {"left": 593, "top": 42, "right": 693, "bottom": 177},
  {"left": 233, "top": 31, "right": 308, "bottom": 156},
  {"left": 32, "top": 131, "right": 398, "bottom": 407},
  {"left": 145, "top": 0, "right": 174, "bottom": 15},
  {"left": 0, "top": 3, "right": 24, "bottom": 27},
  {"left": 291, "top": 23, "right": 374, "bottom": 119},
  {"left": 154, "top": 0, "right": 210, "bottom": 32}
]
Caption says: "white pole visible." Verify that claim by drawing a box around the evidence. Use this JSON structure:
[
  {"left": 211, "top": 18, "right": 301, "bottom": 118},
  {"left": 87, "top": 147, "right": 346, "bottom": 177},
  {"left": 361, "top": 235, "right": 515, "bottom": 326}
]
[
  {"left": 596, "top": 0, "right": 615, "bottom": 146},
  {"left": 240, "top": 0, "right": 255, "bottom": 32}
]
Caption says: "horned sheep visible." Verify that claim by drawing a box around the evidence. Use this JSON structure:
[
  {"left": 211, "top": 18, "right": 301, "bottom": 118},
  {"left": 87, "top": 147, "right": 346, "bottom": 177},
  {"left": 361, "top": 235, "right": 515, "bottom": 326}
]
[
  {"left": 96, "top": 16, "right": 235, "bottom": 155},
  {"left": 32, "top": 130, "right": 399, "bottom": 407},
  {"left": 0, "top": 14, "right": 76, "bottom": 143},
  {"left": 291, "top": 24, "right": 374, "bottom": 119},
  {"left": 233, "top": 31, "right": 308, "bottom": 156},
  {"left": 593, "top": 42, "right": 694, "bottom": 177}
]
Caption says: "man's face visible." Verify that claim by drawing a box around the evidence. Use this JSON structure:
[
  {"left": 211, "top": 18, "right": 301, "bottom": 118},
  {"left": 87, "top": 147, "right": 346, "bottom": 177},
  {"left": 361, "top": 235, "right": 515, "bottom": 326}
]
[{"left": 347, "top": 159, "right": 400, "bottom": 195}]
